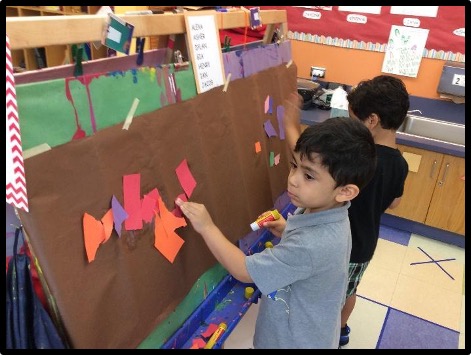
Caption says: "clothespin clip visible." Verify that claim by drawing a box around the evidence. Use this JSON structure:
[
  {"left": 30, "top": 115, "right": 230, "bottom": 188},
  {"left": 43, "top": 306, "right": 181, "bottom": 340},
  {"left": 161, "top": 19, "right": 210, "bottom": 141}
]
[
  {"left": 135, "top": 37, "right": 145, "bottom": 66},
  {"left": 174, "top": 50, "right": 183, "bottom": 64},
  {"left": 72, "top": 44, "right": 84, "bottom": 77},
  {"left": 223, "top": 36, "right": 231, "bottom": 53}
]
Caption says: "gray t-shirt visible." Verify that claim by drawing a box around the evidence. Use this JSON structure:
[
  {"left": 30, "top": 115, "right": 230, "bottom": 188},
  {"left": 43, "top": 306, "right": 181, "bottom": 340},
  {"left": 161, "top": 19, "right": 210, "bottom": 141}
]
[{"left": 245, "top": 202, "right": 352, "bottom": 349}]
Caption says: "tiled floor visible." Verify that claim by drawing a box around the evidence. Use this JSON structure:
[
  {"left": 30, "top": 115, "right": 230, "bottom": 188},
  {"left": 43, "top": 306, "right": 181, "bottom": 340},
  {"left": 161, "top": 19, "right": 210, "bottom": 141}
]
[{"left": 224, "top": 225, "right": 467, "bottom": 350}]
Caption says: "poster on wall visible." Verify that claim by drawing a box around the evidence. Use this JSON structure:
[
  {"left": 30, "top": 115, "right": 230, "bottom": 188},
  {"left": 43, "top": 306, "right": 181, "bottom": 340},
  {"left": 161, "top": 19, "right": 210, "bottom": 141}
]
[
  {"left": 259, "top": 6, "right": 465, "bottom": 62},
  {"left": 381, "top": 25, "right": 429, "bottom": 78},
  {"left": 185, "top": 11, "right": 226, "bottom": 94}
]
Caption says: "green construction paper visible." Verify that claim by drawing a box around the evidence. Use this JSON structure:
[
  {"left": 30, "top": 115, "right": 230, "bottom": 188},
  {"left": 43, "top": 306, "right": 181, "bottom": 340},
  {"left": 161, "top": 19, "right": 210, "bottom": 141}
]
[
  {"left": 16, "top": 66, "right": 197, "bottom": 151},
  {"left": 138, "top": 263, "right": 227, "bottom": 349}
]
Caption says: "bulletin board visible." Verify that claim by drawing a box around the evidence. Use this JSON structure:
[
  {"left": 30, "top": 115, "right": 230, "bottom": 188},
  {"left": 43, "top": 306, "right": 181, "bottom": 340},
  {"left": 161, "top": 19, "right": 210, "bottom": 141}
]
[{"left": 260, "top": 6, "right": 466, "bottom": 62}]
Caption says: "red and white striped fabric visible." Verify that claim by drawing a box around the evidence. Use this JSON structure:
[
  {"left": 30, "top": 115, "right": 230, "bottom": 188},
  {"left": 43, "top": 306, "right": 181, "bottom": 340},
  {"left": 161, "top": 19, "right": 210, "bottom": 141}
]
[{"left": 6, "top": 35, "right": 28, "bottom": 212}]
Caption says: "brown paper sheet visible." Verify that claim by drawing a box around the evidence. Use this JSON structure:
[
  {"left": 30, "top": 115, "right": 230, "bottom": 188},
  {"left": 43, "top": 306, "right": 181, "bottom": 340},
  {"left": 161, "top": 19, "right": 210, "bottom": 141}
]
[{"left": 18, "top": 63, "right": 297, "bottom": 348}]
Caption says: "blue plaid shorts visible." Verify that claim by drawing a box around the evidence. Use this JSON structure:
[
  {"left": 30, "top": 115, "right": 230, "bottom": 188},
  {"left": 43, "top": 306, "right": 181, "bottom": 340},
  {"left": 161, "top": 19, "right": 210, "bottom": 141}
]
[{"left": 346, "top": 261, "right": 370, "bottom": 297}]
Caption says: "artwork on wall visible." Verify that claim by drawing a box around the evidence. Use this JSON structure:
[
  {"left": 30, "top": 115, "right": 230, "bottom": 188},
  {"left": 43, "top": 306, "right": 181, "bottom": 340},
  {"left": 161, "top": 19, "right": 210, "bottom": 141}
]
[{"left": 260, "top": 6, "right": 465, "bottom": 62}]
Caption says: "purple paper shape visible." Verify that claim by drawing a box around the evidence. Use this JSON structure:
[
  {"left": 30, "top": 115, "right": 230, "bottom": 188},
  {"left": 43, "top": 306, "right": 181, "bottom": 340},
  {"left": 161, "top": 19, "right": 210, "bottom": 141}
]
[
  {"left": 277, "top": 105, "right": 285, "bottom": 140},
  {"left": 268, "top": 96, "right": 273, "bottom": 114},
  {"left": 264, "top": 119, "right": 278, "bottom": 138},
  {"left": 112, "top": 195, "right": 128, "bottom": 238}
]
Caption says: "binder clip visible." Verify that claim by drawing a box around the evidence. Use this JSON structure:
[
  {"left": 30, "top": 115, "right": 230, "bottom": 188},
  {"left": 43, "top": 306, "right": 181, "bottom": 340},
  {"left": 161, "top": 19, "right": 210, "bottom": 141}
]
[
  {"left": 223, "top": 36, "right": 231, "bottom": 53},
  {"left": 135, "top": 37, "right": 145, "bottom": 66}
]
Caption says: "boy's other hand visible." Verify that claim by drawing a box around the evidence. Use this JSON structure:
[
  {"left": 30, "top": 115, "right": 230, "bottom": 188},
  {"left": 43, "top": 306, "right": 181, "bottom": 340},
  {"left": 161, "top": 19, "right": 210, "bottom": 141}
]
[
  {"left": 175, "top": 198, "right": 215, "bottom": 235},
  {"left": 263, "top": 216, "right": 287, "bottom": 238}
]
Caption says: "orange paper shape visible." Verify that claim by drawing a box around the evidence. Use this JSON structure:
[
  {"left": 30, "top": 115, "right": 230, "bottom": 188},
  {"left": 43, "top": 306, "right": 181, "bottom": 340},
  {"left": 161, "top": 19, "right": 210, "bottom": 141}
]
[
  {"left": 153, "top": 212, "right": 185, "bottom": 263},
  {"left": 158, "top": 195, "right": 187, "bottom": 231},
  {"left": 255, "top": 141, "right": 261, "bottom": 153},
  {"left": 190, "top": 337, "right": 207, "bottom": 349},
  {"left": 101, "top": 209, "right": 114, "bottom": 243},
  {"left": 83, "top": 213, "right": 106, "bottom": 263}
]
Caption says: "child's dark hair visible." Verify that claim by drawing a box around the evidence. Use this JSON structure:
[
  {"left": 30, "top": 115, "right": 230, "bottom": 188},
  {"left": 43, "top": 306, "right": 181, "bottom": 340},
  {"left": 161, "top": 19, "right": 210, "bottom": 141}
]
[
  {"left": 294, "top": 117, "right": 376, "bottom": 190},
  {"left": 347, "top": 75, "right": 410, "bottom": 130}
]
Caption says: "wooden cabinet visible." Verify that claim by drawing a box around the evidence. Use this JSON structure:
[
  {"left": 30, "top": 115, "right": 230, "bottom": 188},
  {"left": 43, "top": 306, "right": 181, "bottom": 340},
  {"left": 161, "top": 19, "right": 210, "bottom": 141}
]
[
  {"left": 386, "top": 144, "right": 465, "bottom": 235},
  {"left": 7, "top": 6, "right": 107, "bottom": 71}
]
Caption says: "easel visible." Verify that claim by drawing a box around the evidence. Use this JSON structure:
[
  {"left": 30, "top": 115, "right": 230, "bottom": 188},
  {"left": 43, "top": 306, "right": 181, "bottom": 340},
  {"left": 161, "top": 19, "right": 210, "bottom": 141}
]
[
  {"left": 6, "top": 9, "right": 287, "bottom": 53},
  {"left": 7, "top": 9, "right": 291, "bottom": 349}
]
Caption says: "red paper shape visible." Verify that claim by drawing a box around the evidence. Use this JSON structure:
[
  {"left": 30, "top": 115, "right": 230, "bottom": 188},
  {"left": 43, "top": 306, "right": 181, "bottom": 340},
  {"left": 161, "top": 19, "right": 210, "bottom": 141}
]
[
  {"left": 141, "top": 194, "right": 157, "bottom": 223},
  {"left": 175, "top": 159, "right": 197, "bottom": 198},
  {"left": 172, "top": 193, "right": 187, "bottom": 218},
  {"left": 201, "top": 323, "right": 219, "bottom": 338},
  {"left": 123, "top": 173, "right": 143, "bottom": 230}
]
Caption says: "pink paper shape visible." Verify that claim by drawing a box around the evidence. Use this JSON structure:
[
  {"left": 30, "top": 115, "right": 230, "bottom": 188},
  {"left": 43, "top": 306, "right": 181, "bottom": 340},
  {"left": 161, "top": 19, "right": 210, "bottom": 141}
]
[
  {"left": 141, "top": 194, "right": 157, "bottom": 223},
  {"left": 274, "top": 153, "right": 281, "bottom": 166},
  {"left": 175, "top": 159, "right": 197, "bottom": 198},
  {"left": 172, "top": 193, "right": 187, "bottom": 218},
  {"left": 264, "top": 95, "right": 270, "bottom": 114},
  {"left": 123, "top": 173, "right": 143, "bottom": 230},
  {"left": 201, "top": 323, "right": 219, "bottom": 338}
]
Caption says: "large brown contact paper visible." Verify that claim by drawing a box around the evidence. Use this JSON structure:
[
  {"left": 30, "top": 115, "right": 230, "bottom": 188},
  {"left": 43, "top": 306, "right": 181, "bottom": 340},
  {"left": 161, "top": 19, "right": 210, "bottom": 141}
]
[{"left": 18, "top": 64, "right": 297, "bottom": 348}]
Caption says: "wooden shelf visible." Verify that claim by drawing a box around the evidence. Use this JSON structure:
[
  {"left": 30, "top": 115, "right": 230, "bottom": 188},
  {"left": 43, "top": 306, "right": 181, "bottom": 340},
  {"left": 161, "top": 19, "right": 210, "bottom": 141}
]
[
  {"left": 6, "top": 6, "right": 107, "bottom": 71},
  {"left": 6, "top": 8, "right": 287, "bottom": 71}
]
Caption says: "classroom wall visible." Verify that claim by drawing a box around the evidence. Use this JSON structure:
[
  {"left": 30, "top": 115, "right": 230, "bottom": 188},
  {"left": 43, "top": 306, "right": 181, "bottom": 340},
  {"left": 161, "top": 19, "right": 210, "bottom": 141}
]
[{"left": 291, "top": 40, "right": 451, "bottom": 100}]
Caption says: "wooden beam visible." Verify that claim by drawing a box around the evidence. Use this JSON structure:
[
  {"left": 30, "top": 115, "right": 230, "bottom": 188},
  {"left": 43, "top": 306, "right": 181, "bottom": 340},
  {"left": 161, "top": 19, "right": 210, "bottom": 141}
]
[{"left": 6, "top": 10, "right": 287, "bottom": 50}]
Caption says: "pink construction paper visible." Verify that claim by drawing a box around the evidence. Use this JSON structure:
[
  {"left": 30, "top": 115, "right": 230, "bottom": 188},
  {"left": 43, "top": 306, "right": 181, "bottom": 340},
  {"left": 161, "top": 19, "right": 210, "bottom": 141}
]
[
  {"left": 175, "top": 159, "right": 197, "bottom": 198},
  {"left": 123, "top": 173, "right": 143, "bottom": 230}
]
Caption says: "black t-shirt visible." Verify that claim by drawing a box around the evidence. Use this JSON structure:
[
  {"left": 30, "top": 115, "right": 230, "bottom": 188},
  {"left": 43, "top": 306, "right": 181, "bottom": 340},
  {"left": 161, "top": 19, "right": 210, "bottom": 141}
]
[{"left": 349, "top": 144, "right": 409, "bottom": 263}]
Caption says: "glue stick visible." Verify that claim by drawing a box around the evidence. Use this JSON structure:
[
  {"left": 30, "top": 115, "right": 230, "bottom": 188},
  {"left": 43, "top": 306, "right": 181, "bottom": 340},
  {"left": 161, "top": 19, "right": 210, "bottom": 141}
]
[
  {"left": 204, "top": 322, "right": 227, "bottom": 349},
  {"left": 250, "top": 209, "right": 281, "bottom": 231}
]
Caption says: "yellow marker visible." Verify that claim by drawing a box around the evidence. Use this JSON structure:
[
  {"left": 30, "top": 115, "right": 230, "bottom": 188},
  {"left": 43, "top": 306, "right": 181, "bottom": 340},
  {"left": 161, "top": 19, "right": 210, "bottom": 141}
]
[
  {"left": 244, "top": 286, "right": 254, "bottom": 299},
  {"left": 264, "top": 241, "right": 273, "bottom": 249},
  {"left": 204, "top": 322, "right": 227, "bottom": 349}
]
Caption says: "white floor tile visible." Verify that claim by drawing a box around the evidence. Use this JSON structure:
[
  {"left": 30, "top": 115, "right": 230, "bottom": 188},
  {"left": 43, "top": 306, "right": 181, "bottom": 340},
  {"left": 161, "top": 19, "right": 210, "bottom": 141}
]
[{"left": 224, "top": 302, "right": 259, "bottom": 349}]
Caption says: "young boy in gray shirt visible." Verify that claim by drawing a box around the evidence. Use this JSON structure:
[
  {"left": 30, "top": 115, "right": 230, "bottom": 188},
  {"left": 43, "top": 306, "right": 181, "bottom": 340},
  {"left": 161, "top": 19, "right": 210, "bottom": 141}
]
[{"left": 176, "top": 117, "right": 376, "bottom": 349}]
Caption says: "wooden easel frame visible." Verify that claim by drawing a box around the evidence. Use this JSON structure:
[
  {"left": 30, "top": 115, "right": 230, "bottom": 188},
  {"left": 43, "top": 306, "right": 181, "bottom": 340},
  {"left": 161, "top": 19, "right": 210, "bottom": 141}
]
[{"left": 6, "top": 9, "right": 287, "bottom": 50}]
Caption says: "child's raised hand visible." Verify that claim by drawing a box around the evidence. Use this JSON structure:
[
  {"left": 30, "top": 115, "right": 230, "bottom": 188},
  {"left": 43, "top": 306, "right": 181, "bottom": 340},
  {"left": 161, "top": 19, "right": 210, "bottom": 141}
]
[
  {"left": 283, "top": 91, "right": 303, "bottom": 152},
  {"left": 175, "top": 198, "right": 215, "bottom": 235},
  {"left": 263, "top": 216, "right": 287, "bottom": 238},
  {"left": 284, "top": 91, "right": 302, "bottom": 125}
]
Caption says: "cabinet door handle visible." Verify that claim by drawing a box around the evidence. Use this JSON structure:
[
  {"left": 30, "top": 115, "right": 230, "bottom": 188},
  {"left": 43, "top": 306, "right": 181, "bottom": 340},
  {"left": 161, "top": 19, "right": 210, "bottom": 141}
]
[
  {"left": 438, "top": 163, "right": 450, "bottom": 187},
  {"left": 429, "top": 159, "right": 438, "bottom": 179}
]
